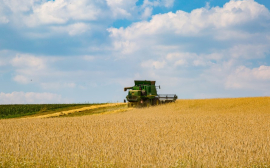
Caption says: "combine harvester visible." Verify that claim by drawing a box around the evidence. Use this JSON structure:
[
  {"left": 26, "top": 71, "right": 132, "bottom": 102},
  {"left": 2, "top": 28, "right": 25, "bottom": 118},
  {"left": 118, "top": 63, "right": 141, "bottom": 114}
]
[{"left": 124, "top": 80, "right": 177, "bottom": 107}]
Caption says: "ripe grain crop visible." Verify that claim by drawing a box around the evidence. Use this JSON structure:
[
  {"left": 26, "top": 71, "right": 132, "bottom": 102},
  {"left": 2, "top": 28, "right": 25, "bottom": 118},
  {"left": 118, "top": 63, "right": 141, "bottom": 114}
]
[
  {"left": 26, "top": 103, "right": 127, "bottom": 119},
  {"left": 0, "top": 97, "right": 270, "bottom": 167}
]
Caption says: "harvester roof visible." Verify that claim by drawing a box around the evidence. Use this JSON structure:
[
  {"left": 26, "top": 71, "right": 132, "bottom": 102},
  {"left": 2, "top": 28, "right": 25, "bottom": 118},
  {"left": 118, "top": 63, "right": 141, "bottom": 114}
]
[{"left": 134, "top": 80, "right": 156, "bottom": 85}]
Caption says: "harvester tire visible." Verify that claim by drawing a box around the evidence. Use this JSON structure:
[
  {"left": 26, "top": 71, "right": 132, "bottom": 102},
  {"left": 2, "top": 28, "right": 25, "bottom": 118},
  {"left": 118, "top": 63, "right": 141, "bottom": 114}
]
[
  {"left": 153, "top": 98, "right": 160, "bottom": 106},
  {"left": 145, "top": 100, "right": 151, "bottom": 107},
  {"left": 156, "top": 99, "right": 160, "bottom": 105}
]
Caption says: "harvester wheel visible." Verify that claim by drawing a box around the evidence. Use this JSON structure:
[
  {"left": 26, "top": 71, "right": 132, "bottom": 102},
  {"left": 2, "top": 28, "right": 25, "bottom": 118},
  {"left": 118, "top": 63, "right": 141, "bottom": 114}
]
[
  {"left": 145, "top": 100, "right": 151, "bottom": 107},
  {"left": 152, "top": 98, "right": 160, "bottom": 106},
  {"left": 156, "top": 99, "right": 160, "bottom": 105}
]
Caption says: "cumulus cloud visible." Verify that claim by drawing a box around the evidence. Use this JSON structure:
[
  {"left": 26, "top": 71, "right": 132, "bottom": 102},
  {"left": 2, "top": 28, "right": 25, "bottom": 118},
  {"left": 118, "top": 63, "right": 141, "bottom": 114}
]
[
  {"left": 0, "top": 1, "right": 9, "bottom": 24},
  {"left": 26, "top": 0, "right": 102, "bottom": 26},
  {"left": 0, "top": 58, "right": 6, "bottom": 66},
  {"left": 141, "top": 60, "right": 166, "bottom": 69},
  {"left": 50, "top": 22, "right": 91, "bottom": 36},
  {"left": 7, "top": 53, "right": 103, "bottom": 91},
  {"left": 11, "top": 54, "right": 46, "bottom": 70},
  {"left": 142, "top": 0, "right": 174, "bottom": 8},
  {"left": 10, "top": 54, "right": 56, "bottom": 84},
  {"left": 10, "top": 54, "right": 47, "bottom": 84},
  {"left": 0, "top": 0, "right": 36, "bottom": 13},
  {"left": 162, "top": 0, "right": 174, "bottom": 8},
  {"left": 0, "top": 92, "right": 66, "bottom": 104},
  {"left": 226, "top": 65, "right": 270, "bottom": 89},
  {"left": 141, "top": 7, "right": 153, "bottom": 19},
  {"left": 1, "top": 0, "right": 174, "bottom": 27},
  {"left": 1, "top": 0, "right": 270, "bottom": 102},
  {"left": 2, "top": 0, "right": 103, "bottom": 27},
  {"left": 0, "top": 0, "right": 103, "bottom": 37},
  {"left": 105, "top": 0, "right": 175, "bottom": 19},
  {"left": 13, "top": 75, "right": 29, "bottom": 84},
  {"left": 108, "top": 0, "right": 270, "bottom": 60},
  {"left": 0, "top": 0, "right": 179, "bottom": 43},
  {"left": 82, "top": 55, "right": 95, "bottom": 61},
  {"left": 41, "top": 82, "right": 76, "bottom": 90},
  {"left": 166, "top": 52, "right": 208, "bottom": 67},
  {"left": 107, "top": 0, "right": 270, "bottom": 97},
  {"left": 106, "top": 0, "right": 137, "bottom": 19},
  {"left": 108, "top": 0, "right": 270, "bottom": 43},
  {"left": 0, "top": 16, "right": 9, "bottom": 24},
  {"left": 228, "top": 44, "right": 270, "bottom": 59}
]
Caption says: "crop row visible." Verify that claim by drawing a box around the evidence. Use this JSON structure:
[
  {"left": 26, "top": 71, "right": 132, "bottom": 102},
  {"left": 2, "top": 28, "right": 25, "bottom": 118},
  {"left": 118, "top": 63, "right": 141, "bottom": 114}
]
[{"left": 0, "top": 104, "right": 99, "bottom": 118}]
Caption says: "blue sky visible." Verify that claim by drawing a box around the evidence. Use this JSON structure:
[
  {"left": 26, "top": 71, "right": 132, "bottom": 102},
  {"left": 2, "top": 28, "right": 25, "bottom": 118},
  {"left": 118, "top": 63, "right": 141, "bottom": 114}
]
[{"left": 0, "top": 0, "right": 270, "bottom": 104}]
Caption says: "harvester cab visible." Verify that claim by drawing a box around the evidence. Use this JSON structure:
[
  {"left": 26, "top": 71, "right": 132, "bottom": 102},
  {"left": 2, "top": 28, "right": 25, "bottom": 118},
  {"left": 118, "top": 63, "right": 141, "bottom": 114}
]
[{"left": 124, "top": 80, "right": 177, "bottom": 107}]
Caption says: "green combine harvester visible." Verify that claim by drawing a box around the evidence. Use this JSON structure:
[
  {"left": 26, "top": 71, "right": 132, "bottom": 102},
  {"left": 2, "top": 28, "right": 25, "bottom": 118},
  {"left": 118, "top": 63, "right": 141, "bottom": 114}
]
[{"left": 124, "top": 80, "right": 178, "bottom": 107}]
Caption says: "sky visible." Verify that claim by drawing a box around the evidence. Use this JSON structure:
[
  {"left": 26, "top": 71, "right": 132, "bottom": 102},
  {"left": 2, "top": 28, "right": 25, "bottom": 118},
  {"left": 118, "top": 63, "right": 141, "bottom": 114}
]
[{"left": 0, "top": 0, "right": 270, "bottom": 104}]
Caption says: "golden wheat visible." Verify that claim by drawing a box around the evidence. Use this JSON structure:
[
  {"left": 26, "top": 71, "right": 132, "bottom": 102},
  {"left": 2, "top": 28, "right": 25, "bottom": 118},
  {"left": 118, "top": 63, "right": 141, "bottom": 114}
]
[
  {"left": 0, "top": 97, "right": 270, "bottom": 167},
  {"left": 25, "top": 103, "right": 126, "bottom": 119}
]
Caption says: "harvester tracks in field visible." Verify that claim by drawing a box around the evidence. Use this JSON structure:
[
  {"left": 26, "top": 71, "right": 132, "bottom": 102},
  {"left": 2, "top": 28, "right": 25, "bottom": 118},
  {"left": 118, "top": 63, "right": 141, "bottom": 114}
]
[{"left": 25, "top": 103, "right": 132, "bottom": 119}]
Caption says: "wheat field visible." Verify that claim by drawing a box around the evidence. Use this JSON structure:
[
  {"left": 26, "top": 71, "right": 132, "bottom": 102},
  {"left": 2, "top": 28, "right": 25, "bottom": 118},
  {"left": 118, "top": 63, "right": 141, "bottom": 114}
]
[{"left": 0, "top": 97, "right": 270, "bottom": 167}]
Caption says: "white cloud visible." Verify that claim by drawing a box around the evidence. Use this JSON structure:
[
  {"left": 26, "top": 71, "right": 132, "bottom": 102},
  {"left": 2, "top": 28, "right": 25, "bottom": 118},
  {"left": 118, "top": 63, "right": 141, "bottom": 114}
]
[
  {"left": 166, "top": 52, "right": 197, "bottom": 62},
  {"left": 10, "top": 54, "right": 55, "bottom": 84},
  {"left": 0, "top": 16, "right": 9, "bottom": 24},
  {"left": 141, "top": 60, "right": 166, "bottom": 69},
  {"left": 0, "top": 0, "right": 39, "bottom": 26},
  {"left": 0, "top": 1, "right": 9, "bottom": 24},
  {"left": 225, "top": 65, "right": 270, "bottom": 89},
  {"left": 105, "top": 0, "right": 174, "bottom": 19},
  {"left": 82, "top": 55, "right": 95, "bottom": 61},
  {"left": 0, "top": 58, "right": 6, "bottom": 66},
  {"left": 165, "top": 52, "right": 215, "bottom": 67},
  {"left": 0, "top": 0, "right": 178, "bottom": 40},
  {"left": 110, "top": 38, "right": 138, "bottom": 55},
  {"left": 11, "top": 54, "right": 46, "bottom": 70},
  {"left": 26, "top": 0, "right": 102, "bottom": 26},
  {"left": 106, "top": 0, "right": 270, "bottom": 98},
  {"left": 142, "top": 0, "right": 174, "bottom": 8},
  {"left": 229, "top": 44, "right": 270, "bottom": 59},
  {"left": 253, "top": 65, "right": 270, "bottom": 80},
  {"left": 50, "top": 22, "right": 90, "bottom": 36},
  {"left": 162, "top": 0, "right": 174, "bottom": 8},
  {"left": 1, "top": 0, "right": 270, "bottom": 101},
  {"left": 1, "top": 0, "right": 176, "bottom": 28},
  {"left": 0, "top": 92, "right": 66, "bottom": 104},
  {"left": 174, "top": 59, "right": 186, "bottom": 66},
  {"left": 0, "top": 0, "right": 36, "bottom": 13},
  {"left": 108, "top": 0, "right": 270, "bottom": 44},
  {"left": 13, "top": 75, "right": 30, "bottom": 84},
  {"left": 7, "top": 53, "right": 102, "bottom": 92},
  {"left": 141, "top": 7, "right": 153, "bottom": 19},
  {"left": 106, "top": 0, "right": 137, "bottom": 19},
  {"left": 41, "top": 82, "right": 76, "bottom": 90},
  {"left": 0, "top": 50, "right": 16, "bottom": 69},
  {"left": 0, "top": 0, "right": 104, "bottom": 36},
  {"left": 107, "top": 0, "right": 270, "bottom": 66}
]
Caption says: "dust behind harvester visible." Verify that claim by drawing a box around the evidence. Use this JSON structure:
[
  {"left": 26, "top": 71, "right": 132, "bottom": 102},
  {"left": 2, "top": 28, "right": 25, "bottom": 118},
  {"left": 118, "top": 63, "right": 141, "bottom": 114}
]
[{"left": 124, "top": 80, "right": 177, "bottom": 107}]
